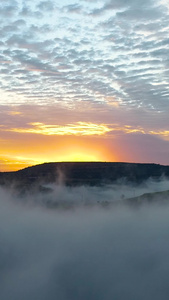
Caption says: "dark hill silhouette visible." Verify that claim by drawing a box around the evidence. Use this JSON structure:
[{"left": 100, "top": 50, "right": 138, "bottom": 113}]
[{"left": 0, "top": 162, "right": 169, "bottom": 189}]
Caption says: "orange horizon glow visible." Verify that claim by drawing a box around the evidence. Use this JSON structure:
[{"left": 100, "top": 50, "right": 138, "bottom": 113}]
[
  {"left": 2, "top": 121, "right": 163, "bottom": 172},
  {"left": 0, "top": 136, "right": 121, "bottom": 171},
  {"left": 0, "top": 147, "right": 121, "bottom": 172},
  {"left": 0, "top": 156, "right": 113, "bottom": 172},
  {"left": 0, "top": 120, "right": 125, "bottom": 172}
]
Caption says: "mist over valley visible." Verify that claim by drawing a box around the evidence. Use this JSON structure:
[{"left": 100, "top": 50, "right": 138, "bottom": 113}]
[{"left": 1, "top": 163, "right": 169, "bottom": 299}]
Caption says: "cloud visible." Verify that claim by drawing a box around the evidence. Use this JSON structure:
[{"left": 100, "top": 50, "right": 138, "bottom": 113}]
[
  {"left": 1, "top": 182, "right": 169, "bottom": 299},
  {"left": 0, "top": 0, "right": 168, "bottom": 113},
  {"left": 0, "top": 103, "right": 169, "bottom": 142},
  {"left": 2, "top": 122, "right": 111, "bottom": 136},
  {"left": 63, "top": 4, "right": 83, "bottom": 14},
  {"left": 37, "top": 1, "right": 55, "bottom": 11},
  {"left": 0, "top": 0, "right": 169, "bottom": 166},
  {"left": 1, "top": 115, "right": 169, "bottom": 141},
  {"left": 150, "top": 130, "right": 169, "bottom": 141}
]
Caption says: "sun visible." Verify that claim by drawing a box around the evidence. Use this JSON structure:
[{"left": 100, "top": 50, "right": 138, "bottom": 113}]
[{"left": 57, "top": 152, "right": 101, "bottom": 162}]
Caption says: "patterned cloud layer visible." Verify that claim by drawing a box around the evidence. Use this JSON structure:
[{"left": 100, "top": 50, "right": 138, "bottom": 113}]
[{"left": 0, "top": 0, "right": 169, "bottom": 170}]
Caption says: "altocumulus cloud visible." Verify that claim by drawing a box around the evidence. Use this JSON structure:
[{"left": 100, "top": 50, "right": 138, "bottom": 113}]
[
  {"left": 0, "top": 0, "right": 169, "bottom": 112},
  {"left": 1, "top": 0, "right": 169, "bottom": 165}
]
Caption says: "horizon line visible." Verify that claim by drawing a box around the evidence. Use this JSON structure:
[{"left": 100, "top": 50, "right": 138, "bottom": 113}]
[{"left": 1, "top": 161, "right": 168, "bottom": 173}]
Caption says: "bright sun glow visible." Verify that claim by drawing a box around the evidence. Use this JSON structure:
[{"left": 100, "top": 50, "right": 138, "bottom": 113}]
[
  {"left": 0, "top": 148, "right": 104, "bottom": 171},
  {"left": 57, "top": 152, "right": 101, "bottom": 162}
]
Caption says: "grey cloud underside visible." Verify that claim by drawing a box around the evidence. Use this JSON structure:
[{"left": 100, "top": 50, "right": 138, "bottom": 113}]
[{"left": 0, "top": 0, "right": 169, "bottom": 112}]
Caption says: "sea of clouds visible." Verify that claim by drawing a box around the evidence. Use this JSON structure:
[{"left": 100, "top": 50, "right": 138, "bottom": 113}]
[{"left": 1, "top": 180, "right": 169, "bottom": 300}]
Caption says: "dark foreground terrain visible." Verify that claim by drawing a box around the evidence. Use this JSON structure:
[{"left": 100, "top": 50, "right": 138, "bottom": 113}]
[
  {"left": 0, "top": 162, "right": 169, "bottom": 206},
  {"left": 1, "top": 163, "right": 169, "bottom": 300},
  {"left": 0, "top": 162, "right": 169, "bottom": 188}
]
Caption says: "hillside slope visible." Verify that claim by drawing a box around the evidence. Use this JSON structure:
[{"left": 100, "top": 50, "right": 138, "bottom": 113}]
[{"left": 0, "top": 162, "right": 169, "bottom": 188}]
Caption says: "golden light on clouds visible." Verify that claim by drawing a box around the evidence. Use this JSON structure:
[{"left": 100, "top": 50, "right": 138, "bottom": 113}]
[
  {"left": 7, "top": 122, "right": 111, "bottom": 136},
  {"left": 123, "top": 126, "right": 145, "bottom": 134},
  {"left": 149, "top": 130, "right": 169, "bottom": 140},
  {"left": 7, "top": 111, "right": 22, "bottom": 116},
  {"left": 105, "top": 96, "right": 121, "bottom": 107},
  {"left": 1, "top": 121, "right": 168, "bottom": 140}
]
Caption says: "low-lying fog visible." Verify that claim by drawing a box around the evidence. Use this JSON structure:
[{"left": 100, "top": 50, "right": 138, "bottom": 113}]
[
  {"left": 1, "top": 179, "right": 169, "bottom": 300},
  {"left": 12, "top": 176, "right": 169, "bottom": 207}
]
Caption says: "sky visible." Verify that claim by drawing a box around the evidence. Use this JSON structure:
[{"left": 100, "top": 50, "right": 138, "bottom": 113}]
[{"left": 0, "top": 0, "right": 169, "bottom": 171}]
